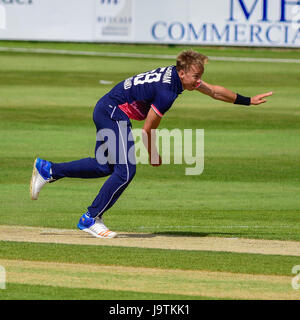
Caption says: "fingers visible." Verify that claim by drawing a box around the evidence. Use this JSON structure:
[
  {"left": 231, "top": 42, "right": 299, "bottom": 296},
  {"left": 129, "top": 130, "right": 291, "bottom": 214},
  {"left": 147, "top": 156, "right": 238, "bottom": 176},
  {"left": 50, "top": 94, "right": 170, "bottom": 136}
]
[
  {"left": 260, "top": 91, "right": 273, "bottom": 98},
  {"left": 251, "top": 92, "right": 273, "bottom": 105},
  {"left": 259, "top": 92, "right": 273, "bottom": 103},
  {"left": 256, "top": 99, "right": 268, "bottom": 105},
  {"left": 149, "top": 154, "right": 162, "bottom": 166}
]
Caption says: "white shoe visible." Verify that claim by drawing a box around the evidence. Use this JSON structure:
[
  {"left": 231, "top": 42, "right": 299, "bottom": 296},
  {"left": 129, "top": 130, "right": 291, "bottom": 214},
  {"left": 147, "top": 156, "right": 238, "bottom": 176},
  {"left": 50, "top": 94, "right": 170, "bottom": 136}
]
[
  {"left": 77, "top": 213, "right": 117, "bottom": 238},
  {"left": 30, "top": 158, "right": 54, "bottom": 200},
  {"left": 94, "top": 217, "right": 117, "bottom": 238}
]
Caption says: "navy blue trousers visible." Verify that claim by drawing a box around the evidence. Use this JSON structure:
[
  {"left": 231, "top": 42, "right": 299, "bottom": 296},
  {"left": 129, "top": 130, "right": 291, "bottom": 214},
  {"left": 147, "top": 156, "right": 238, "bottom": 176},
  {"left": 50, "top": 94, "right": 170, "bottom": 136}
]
[{"left": 51, "top": 98, "right": 136, "bottom": 218}]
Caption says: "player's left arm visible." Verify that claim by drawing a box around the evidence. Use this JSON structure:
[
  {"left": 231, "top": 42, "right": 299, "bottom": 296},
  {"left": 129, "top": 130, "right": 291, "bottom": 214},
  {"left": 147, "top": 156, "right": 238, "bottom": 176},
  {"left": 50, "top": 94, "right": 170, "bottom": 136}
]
[
  {"left": 142, "top": 108, "right": 162, "bottom": 167},
  {"left": 196, "top": 80, "right": 273, "bottom": 106}
]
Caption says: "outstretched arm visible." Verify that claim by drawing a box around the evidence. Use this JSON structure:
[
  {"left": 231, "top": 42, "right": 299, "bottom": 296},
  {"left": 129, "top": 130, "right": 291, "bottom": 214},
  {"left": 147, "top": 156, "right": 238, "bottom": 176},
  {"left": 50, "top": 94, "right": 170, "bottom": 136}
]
[{"left": 196, "top": 80, "right": 273, "bottom": 106}]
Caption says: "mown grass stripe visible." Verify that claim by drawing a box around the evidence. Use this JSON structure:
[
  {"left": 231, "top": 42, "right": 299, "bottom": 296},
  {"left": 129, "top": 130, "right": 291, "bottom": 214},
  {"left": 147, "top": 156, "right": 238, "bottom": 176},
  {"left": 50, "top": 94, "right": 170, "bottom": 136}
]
[
  {"left": 1, "top": 283, "right": 216, "bottom": 300},
  {"left": 3, "top": 259, "right": 298, "bottom": 300},
  {"left": 0, "top": 241, "right": 299, "bottom": 276}
]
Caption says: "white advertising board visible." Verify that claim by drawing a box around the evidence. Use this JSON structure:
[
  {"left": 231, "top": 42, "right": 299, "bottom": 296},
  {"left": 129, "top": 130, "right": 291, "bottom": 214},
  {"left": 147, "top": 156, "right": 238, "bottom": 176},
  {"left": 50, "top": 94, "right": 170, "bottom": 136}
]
[
  {"left": 135, "top": 0, "right": 300, "bottom": 47},
  {"left": 0, "top": 0, "right": 95, "bottom": 41},
  {"left": 0, "top": 0, "right": 299, "bottom": 47}
]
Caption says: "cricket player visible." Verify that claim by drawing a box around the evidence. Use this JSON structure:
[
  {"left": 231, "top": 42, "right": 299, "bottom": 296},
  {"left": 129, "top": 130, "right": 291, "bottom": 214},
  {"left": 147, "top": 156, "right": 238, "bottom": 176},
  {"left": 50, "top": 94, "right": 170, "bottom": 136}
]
[{"left": 30, "top": 50, "right": 272, "bottom": 238}]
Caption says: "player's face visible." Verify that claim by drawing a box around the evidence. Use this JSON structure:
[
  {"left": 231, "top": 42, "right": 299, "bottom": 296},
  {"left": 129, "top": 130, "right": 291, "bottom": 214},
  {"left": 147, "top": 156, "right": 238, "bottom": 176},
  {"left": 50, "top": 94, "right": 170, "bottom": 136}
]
[{"left": 178, "top": 64, "right": 203, "bottom": 91}]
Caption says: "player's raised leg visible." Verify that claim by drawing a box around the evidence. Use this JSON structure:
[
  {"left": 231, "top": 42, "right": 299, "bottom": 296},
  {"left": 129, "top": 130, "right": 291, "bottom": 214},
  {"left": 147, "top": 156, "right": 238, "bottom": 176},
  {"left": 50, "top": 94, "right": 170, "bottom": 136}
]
[
  {"left": 30, "top": 157, "right": 112, "bottom": 200},
  {"left": 30, "top": 158, "right": 54, "bottom": 200}
]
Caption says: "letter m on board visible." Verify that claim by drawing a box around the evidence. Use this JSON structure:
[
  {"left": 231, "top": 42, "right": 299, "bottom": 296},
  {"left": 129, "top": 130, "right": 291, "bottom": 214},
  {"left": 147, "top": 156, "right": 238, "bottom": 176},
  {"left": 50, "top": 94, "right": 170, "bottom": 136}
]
[{"left": 229, "top": 0, "right": 268, "bottom": 21}]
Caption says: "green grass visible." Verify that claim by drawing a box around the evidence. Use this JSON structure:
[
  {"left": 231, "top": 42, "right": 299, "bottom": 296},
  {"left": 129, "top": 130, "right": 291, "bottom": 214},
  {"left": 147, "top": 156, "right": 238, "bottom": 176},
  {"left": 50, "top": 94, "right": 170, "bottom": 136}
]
[
  {"left": 0, "top": 43, "right": 299, "bottom": 240},
  {"left": 0, "top": 41, "right": 300, "bottom": 299},
  {"left": 0, "top": 283, "right": 216, "bottom": 300},
  {"left": 1, "top": 40, "right": 300, "bottom": 59},
  {"left": 1, "top": 241, "right": 300, "bottom": 277}
]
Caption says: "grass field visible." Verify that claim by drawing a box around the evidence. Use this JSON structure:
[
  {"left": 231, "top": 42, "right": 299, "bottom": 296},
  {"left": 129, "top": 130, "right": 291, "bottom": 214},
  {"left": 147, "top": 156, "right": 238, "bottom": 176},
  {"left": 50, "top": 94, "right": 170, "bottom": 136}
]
[{"left": 0, "top": 41, "right": 300, "bottom": 301}]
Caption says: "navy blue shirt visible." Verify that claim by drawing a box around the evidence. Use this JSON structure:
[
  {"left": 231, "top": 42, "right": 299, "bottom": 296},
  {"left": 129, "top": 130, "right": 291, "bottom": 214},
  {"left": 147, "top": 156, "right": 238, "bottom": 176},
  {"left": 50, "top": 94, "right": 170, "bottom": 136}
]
[{"left": 104, "top": 65, "right": 183, "bottom": 121}]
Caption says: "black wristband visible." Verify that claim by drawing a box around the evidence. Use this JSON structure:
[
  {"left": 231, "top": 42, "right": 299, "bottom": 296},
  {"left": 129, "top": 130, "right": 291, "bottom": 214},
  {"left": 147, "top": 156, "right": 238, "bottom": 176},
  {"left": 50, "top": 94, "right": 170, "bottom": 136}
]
[{"left": 234, "top": 93, "right": 251, "bottom": 106}]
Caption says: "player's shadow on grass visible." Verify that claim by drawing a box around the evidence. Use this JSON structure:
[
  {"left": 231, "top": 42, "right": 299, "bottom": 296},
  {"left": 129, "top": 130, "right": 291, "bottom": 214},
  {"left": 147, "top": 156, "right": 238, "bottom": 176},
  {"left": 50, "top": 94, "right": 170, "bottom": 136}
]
[
  {"left": 117, "top": 231, "right": 235, "bottom": 238},
  {"left": 41, "top": 231, "right": 236, "bottom": 238},
  {"left": 153, "top": 231, "right": 236, "bottom": 237},
  {"left": 117, "top": 233, "right": 157, "bottom": 238}
]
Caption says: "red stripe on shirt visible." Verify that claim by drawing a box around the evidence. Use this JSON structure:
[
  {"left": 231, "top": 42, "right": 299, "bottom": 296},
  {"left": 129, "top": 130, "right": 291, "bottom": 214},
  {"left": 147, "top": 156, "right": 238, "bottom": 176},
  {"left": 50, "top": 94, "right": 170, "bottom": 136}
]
[{"left": 151, "top": 104, "right": 163, "bottom": 117}]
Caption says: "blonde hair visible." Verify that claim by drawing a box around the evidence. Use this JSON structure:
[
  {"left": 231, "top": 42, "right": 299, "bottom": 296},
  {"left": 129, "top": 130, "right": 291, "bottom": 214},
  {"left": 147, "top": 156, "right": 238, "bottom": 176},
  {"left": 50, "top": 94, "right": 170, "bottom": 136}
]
[{"left": 176, "top": 49, "right": 208, "bottom": 73}]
